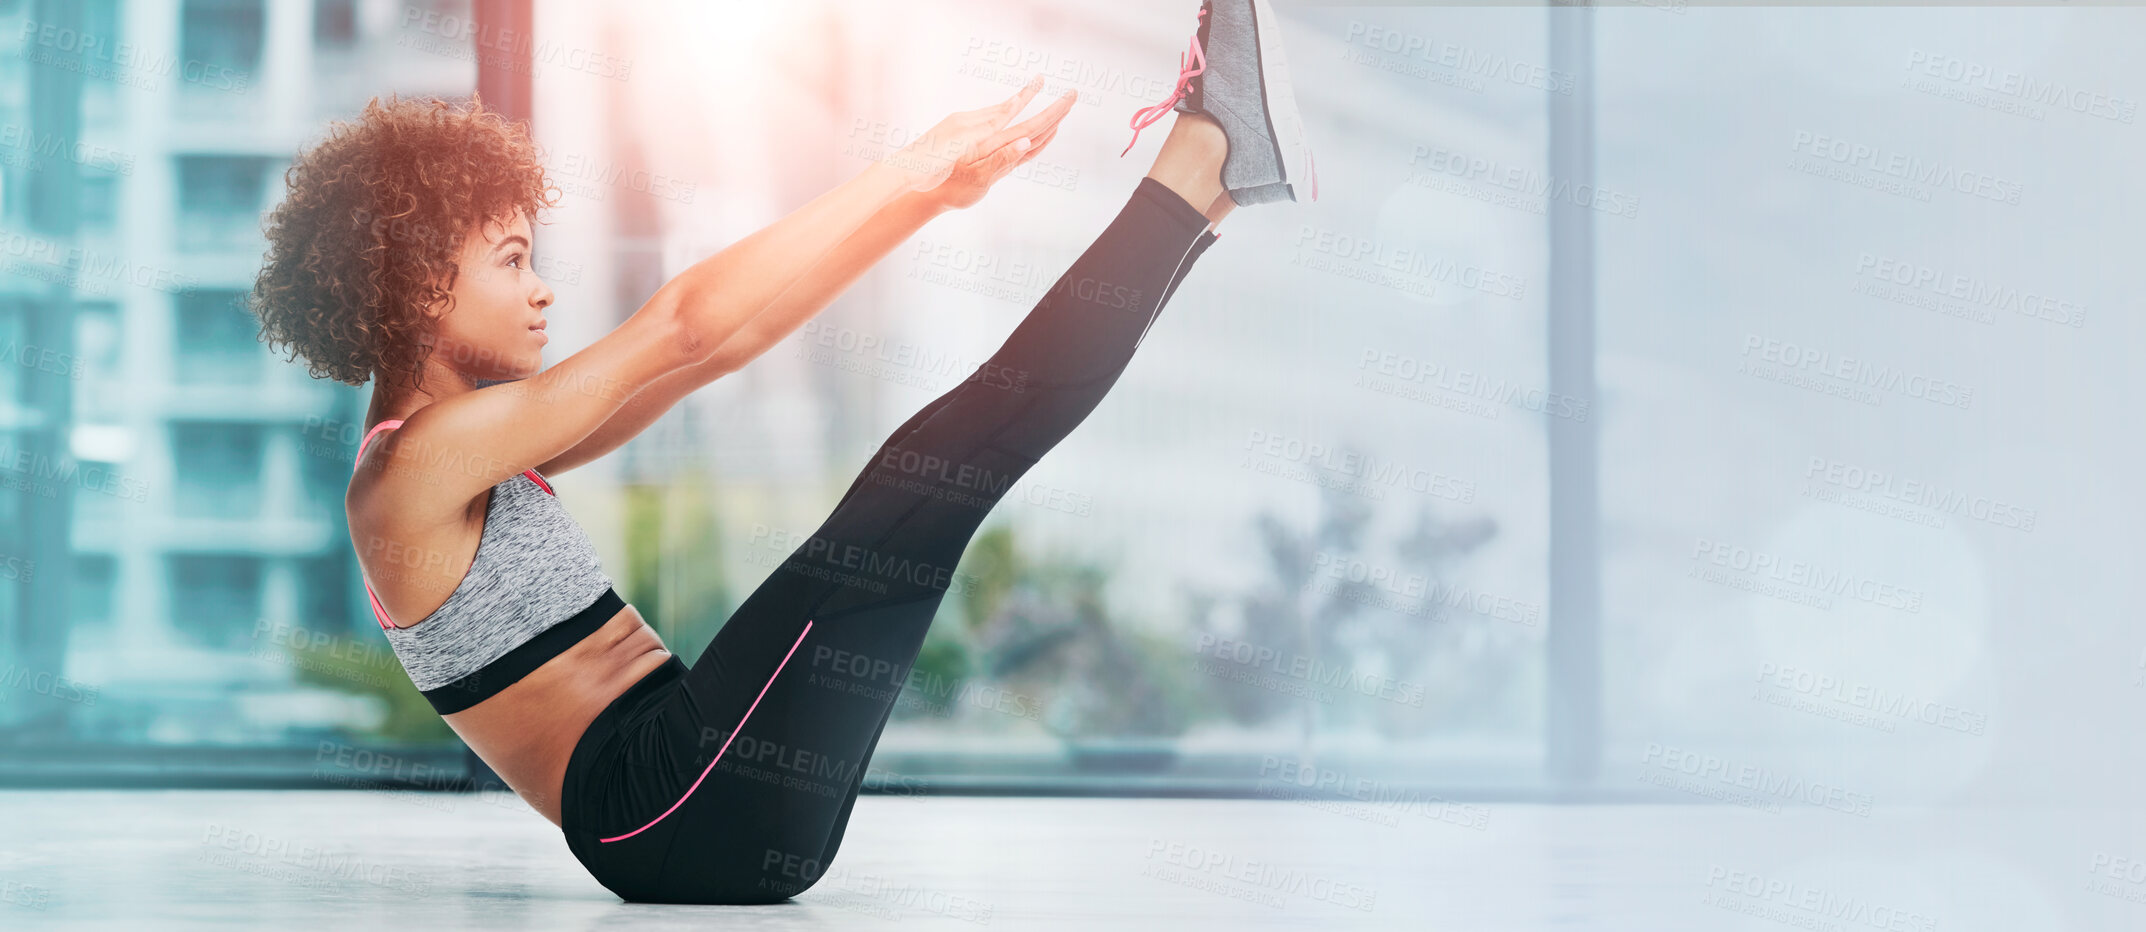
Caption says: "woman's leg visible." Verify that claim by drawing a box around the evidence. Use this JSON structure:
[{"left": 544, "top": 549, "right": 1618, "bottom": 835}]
[{"left": 572, "top": 163, "right": 1225, "bottom": 902}]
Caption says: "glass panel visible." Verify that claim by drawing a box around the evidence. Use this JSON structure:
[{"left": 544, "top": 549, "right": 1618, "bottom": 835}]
[
  {"left": 174, "top": 157, "right": 272, "bottom": 254},
  {"left": 532, "top": 0, "right": 1554, "bottom": 787},
  {"left": 170, "top": 421, "right": 263, "bottom": 519},
  {"left": 0, "top": 0, "right": 474, "bottom": 767},
  {"left": 167, "top": 553, "right": 261, "bottom": 649},
  {"left": 314, "top": 0, "right": 357, "bottom": 49},
  {"left": 1598, "top": 5, "right": 2139, "bottom": 812},
  {"left": 173, "top": 289, "right": 262, "bottom": 384},
  {"left": 180, "top": 0, "right": 265, "bottom": 76}
]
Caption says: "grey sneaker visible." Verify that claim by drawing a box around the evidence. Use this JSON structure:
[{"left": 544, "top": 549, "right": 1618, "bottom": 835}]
[{"left": 1120, "top": 0, "right": 1318, "bottom": 205}]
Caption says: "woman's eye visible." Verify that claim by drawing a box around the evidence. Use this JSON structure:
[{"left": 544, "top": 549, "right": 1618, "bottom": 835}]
[{"left": 507, "top": 254, "right": 524, "bottom": 269}]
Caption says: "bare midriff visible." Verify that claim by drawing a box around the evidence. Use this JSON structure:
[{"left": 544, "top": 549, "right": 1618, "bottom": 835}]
[{"left": 440, "top": 604, "right": 673, "bottom": 827}]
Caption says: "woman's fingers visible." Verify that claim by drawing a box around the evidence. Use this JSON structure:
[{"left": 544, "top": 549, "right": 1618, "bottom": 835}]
[
  {"left": 1022, "top": 122, "right": 1061, "bottom": 158},
  {"left": 980, "top": 89, "right": 1077, "bottom": 156},
  {"left": 981, "top": 121, "right": 1061, "bottom": 182},
  {"left": 980, "top": 74, "right": 1046, "bottom": 127}
]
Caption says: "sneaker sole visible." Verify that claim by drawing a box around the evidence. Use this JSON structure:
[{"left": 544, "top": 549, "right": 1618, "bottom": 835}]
[{"left": 1245, "top": 0, "right": 1312, "bottom": 203}]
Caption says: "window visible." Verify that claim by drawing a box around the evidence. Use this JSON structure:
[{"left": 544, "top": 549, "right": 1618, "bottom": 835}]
[
  {"left": 0, "top": 0, "right": 475, "bottom": 779},
  {"left": 77, "top": 169, "right": 117, "bottom": 231},
  {"left": 300, "top": 552, "right": 355, "bottom": 636},
  {"left": 174, "top": 156, "right": 272, "bottom": 251},
  {"left": 170, "top": 422, "right": 264, "bottom": 519},
  {"left": 180, "top": 0, "right": 265, "bottom": 78},
  {"left": 167, "top": 554, "right": 262, "bottom": 648},
  {"left": 315, "top": 0, "right": 358, "bottom": 48},
  {"left": 71, "top": 303, "right": 121, "bottom": 421},
  {"left": 173, "top": 289, "right": 262, "bottom": 384},
  {"left": 296, "top": 420, "right": 351, "bottom": 519},
  {"left": 71, "top": 554, "right": 117, "bottom": 628}
]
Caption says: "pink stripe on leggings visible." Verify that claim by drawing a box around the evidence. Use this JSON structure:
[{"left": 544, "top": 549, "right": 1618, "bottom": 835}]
[{"left": 598, "top": 620, "right": 815, "bottom": 844}]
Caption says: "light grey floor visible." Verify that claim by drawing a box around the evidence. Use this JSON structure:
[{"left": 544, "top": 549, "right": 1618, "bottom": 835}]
[{"left": 0, "top": 790, "right": 2131, "bottom": 930}]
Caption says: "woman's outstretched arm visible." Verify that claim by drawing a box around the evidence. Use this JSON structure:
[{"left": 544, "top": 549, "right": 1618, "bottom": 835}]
[
  {"left": 537, "top": 88, "right": 1077, "bottom": 475},
  {"left": 536, "top": 192, "right": 947, "bottom": 475},
  {"left": 374, "top": 79, "right": 1063, "bottom": 509}
]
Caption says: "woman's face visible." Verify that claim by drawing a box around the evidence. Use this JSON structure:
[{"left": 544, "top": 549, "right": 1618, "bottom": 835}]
[{"left": 426, "top": 210, "right": 554, "bottom": 382}]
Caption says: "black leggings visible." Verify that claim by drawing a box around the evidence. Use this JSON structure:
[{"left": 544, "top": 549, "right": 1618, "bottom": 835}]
[{"left": 560, "top": 177, "right": 1220, "bottom": 903}]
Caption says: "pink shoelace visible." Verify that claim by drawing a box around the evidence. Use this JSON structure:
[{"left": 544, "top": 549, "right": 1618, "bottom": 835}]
[{"left": 1121, "top": 8, "right": 1207, "bottom": 157}]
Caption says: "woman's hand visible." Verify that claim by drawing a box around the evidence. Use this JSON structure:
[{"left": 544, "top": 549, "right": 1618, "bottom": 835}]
[{"left": 888, "top": 75, "right": 1078, "bottom": 210}]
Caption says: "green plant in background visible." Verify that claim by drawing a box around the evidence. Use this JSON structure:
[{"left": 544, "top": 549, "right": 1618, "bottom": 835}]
[
  {"left": 893, "top": 627, "right": 977, "bottom": 720},
  {"left": 620, "top": 478, "right": 733, "bottom": 664},
  {"left": 1189, "top": 455, "right": 1501, "bottom": 741},
  {"left": 954, "top": 524, "right": 1020, "bottom": 634},
  {"left": 286, "top": 635, "right": 453, "bottom": 743},
  {"left": 954, "top": 524, "right": 1211, "bottom": 745},
  {"left": 888, "top": 524, "right": 1013, "bottom": 723},
  {"left": 884, "top": 519, "right": 1217, "bottom": 757},
  {"left": 889, "top": 524, "right": 1020, "bottom": 722}
]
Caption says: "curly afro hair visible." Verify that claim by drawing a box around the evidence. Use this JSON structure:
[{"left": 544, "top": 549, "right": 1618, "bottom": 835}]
[{"left": 250, "top": 94, "right": 559, "bottom": 388}]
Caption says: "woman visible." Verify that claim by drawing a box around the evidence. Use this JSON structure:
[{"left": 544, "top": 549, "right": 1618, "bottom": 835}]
[{"left": 250, "top": 0, "right": 1312, "bottom": 904}]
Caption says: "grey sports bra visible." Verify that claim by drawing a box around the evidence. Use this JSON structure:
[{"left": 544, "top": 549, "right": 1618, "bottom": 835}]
[{"left": 354, "top": 419, "right": 622, "bottom": 714}]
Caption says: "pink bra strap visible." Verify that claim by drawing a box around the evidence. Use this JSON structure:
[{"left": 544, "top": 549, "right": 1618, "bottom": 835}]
[
  {"left": 349, "top": 418, "right": 556, "bottom": 632},
  {"left": 354, "top": 420, "right": 408, "bottom": 630},
  {"left": 355, "top": 419, "right": 407, "bottom": 468},
  {"left": 354, "top": 418, "right": 551, "bottom": 492}
]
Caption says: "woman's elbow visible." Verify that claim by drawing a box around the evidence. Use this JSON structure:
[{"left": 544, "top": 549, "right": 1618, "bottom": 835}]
[{"left": 639, "top": 283, "right": 720, "bottom": 367}]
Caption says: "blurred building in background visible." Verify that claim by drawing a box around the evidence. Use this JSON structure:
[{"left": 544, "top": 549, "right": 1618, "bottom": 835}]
[
  {"left": 0, "top": 0, "right": 476, "bottom": 747},
  {"left": 2, "top": 0, "right": 1556, "bottom": 791}
]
